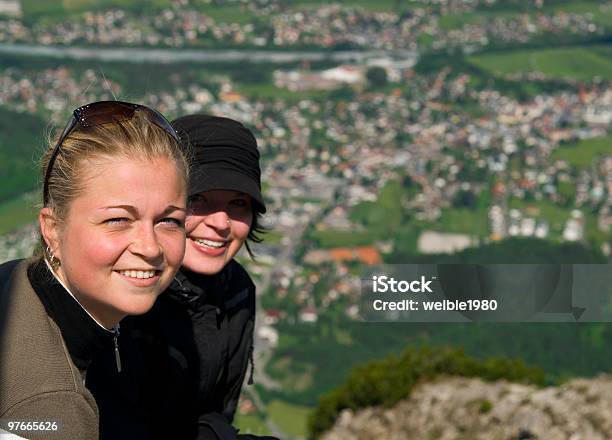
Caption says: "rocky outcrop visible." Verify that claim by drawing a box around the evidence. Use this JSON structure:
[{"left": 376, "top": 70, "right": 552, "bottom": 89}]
[{"left": 322, "top": 376, "right": 612, "bottom": 440}]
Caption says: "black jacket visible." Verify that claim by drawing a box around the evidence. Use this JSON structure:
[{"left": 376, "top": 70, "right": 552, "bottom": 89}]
[{"left": 87, "top": 260, "right": 268, "bottom": 439}]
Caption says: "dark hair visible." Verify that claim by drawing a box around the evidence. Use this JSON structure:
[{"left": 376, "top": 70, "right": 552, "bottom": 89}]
[{"left": 244, "top": 211, "right": 266, "bottom": 259}]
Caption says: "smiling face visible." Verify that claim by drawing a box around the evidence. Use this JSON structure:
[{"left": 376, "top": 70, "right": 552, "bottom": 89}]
[
  {"left": 183, "top": 189, "right": 253, "bottom": 275},
  {"left": 41, "top": 156, "right": 187, "bottom": 328}
]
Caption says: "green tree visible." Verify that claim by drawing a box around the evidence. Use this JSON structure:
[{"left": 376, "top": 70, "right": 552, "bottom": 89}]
[
  {"left": 366, "top": 66, "right": 388, "bottom": 87},
  {"left": 453, "top": 189, "right": 478, "bottom": 209}
]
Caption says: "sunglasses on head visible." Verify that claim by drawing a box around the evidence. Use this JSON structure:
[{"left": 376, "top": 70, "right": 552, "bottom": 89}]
[{"left": 43, "top": 101, "right": 180, "bottom": 206}]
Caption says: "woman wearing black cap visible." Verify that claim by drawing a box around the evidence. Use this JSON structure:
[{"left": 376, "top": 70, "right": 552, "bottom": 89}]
[
  {"left": 168, "top": 114, "right": 270, "bottom": 439},
  {"left": 175, "top": 113, "right": 267, "bottom": 270},
  {"left": 87, "top": 115, "right": 276, "bottom": 440}
]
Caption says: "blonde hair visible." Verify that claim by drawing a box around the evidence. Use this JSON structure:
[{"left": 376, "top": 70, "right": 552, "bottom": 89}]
[{"left": 40, "top": 110, "right": 189, "bottom": 257}]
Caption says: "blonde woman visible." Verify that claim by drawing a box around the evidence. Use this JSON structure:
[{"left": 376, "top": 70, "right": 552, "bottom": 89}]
[{"left": 0, "top": 101, "right": 188, "bottom": 440}]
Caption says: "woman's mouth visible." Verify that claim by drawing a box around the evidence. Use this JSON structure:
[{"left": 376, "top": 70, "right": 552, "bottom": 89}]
[
  {"left": 114, "top": 269, "right": 162, "bottom": 286},
  {"left": 190, "top": 237, "right": 228, "bottom": 256},
  {"left": 117, "top": 269, "right": 158, "bottom": 279}
]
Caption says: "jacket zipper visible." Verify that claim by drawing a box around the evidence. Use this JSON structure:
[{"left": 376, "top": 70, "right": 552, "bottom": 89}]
[{"left": 112, "top": 323, "right": 122, "bottom": 373}]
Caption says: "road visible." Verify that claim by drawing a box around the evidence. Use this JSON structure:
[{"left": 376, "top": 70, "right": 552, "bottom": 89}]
[
  {"left": 245, "top": 219, "right": 313, "bottom": 439},
  {"left": 246, "top": 198, "right": 330, "bottom": 439}
]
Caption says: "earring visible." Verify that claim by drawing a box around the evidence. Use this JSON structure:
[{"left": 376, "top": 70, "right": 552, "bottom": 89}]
[
  {"left": 226, "top": 217, "right": 231, "bottom": 226},
  {"left": 46, "top": 245, "right": 61, "bottom": 269}
]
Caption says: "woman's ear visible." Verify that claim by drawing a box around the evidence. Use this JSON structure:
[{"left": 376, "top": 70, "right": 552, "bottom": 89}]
[{"left": 39, "top": 207, "right": 62, "bottom": 260}]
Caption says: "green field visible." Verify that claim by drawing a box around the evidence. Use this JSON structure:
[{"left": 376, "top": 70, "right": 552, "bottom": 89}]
[
  {"left": 438, "top": 14, "right": 474, "bottom": 31},
  {"left": 551, "top": 1, "right": 607, "bottom": 14},
  {"left": 267, "top": 400, "right": 312, "bottom": 438},
  {"left": 551, "top": 136, "right": 612, "bottom": 168},
  {"left": 21, "top": 0, "right": 169, "bottom": 22},
  {"left": 427, "top": 207, "right": 489, "bottom": 237},
  {"left": 237, "top": 83, "right": 333, "bottom": 102},
  {"left": 234, "top": 413, "right": 272, "bottom": 437},
  {"left": 192, "top": 2, "right": 258, "bottom": 25},
  {"left": 468, "top": 46, "right": 612, "bottom": 81},
  {"left": 438, "top": 11, "right": 518, "bottom": 31},
  {"left": 0, "top": 192, "right": 38, "bottom": 235}
]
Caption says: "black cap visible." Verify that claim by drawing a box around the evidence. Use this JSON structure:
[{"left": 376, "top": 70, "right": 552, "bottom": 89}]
[{"left": 172, "top": 114, "right": 266, "bottom": 213}]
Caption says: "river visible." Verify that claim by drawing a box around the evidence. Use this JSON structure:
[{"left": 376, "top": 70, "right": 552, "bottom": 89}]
[{"left": 0, "top": 43, "right": 418, "bottom": 64}]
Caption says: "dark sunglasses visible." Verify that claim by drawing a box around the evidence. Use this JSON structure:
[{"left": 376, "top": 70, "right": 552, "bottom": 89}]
[{"left": 43, "top": 101, "right": 180, "bottom": 206}]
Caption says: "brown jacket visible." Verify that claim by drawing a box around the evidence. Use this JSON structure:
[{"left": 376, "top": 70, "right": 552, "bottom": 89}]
[{"left": 0, "top": 259, "right": 99, "bottom": 440}]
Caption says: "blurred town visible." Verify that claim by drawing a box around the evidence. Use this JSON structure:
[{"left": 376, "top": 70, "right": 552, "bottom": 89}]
[
  {"left": 0, "top": 0, "right": 604, "bottom": 50},
  {"left": 0, "top": 0, "right": 611, "bottom": 437}
]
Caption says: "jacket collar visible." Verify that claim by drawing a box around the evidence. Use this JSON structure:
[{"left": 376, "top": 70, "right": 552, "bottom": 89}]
[
  {"left": 27, "top": 259, "right": 114, "bottom": 372},
  {"left": 168, "top": 264, "right": 233, "bottom": 310}
]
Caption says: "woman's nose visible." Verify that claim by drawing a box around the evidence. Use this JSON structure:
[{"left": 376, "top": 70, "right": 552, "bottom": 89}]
[
  {"left": 130, "top": 224, "right": 163, "bottom": 260},
  {"left": 203, "top": 210, "right": 231, "bottom": 231}
]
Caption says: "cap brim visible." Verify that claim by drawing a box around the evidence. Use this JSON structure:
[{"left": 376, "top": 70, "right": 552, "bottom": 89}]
[{"left": 190, "top": 168, "right": 266, "bottom": 213}]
